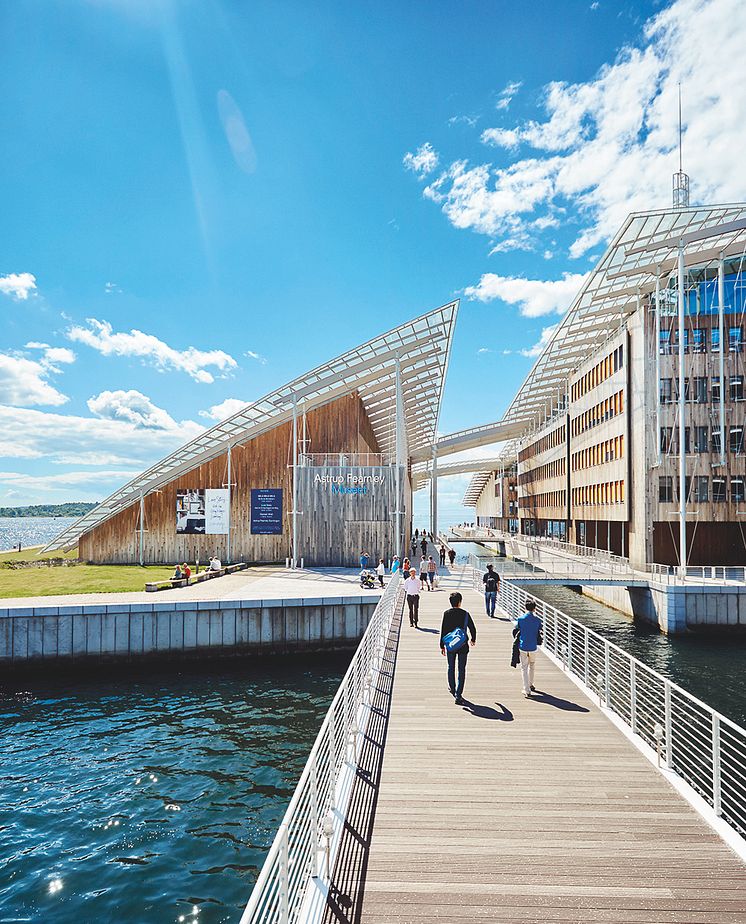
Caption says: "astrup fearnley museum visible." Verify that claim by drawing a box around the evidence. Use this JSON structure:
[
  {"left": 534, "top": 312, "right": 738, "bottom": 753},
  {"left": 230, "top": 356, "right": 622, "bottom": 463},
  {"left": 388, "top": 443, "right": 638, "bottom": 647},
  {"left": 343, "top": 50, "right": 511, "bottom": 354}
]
[{"left": 46, "top": 304, "right": 458, "bottom": 568}]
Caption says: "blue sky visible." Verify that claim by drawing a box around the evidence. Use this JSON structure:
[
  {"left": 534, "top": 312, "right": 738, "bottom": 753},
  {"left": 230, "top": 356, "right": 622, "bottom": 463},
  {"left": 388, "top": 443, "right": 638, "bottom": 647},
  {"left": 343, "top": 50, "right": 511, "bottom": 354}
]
[{"left": 1, "top": 0, "right": 744, "bottom": 526}]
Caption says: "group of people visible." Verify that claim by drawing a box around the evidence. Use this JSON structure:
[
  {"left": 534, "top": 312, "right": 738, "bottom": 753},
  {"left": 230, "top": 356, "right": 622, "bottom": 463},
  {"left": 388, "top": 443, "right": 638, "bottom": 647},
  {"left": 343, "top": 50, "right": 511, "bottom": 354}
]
[{"left": 172, "top": 556, "right": 222, "bottom": 584}]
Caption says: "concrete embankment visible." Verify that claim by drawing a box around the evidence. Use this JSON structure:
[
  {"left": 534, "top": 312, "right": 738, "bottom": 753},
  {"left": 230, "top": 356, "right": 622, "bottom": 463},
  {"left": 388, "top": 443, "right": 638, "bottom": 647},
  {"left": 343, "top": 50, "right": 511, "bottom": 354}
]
[{"left": 0, "top": 596, "right": 378, "bottom": 670}]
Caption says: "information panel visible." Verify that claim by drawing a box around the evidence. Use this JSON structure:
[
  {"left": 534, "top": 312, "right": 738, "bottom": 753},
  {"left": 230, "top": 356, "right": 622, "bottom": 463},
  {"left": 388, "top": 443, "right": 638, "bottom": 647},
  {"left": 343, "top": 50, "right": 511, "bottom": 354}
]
[
  {"left": 205, "top": 488, "right": 229, "bottom": 535},
  {"left": 250, "top": 488, "right": 283, "bottom": 535},
  {"left": 176, "top": 489, "right": 205, "bottom": 534}
]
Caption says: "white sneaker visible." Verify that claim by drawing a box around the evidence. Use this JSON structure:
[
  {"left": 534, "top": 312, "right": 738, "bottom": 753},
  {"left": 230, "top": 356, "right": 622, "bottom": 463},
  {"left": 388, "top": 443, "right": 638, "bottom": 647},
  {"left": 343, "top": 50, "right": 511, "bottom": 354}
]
[{"left": 523, "top": 691, "right": 531, "bottom": 698}]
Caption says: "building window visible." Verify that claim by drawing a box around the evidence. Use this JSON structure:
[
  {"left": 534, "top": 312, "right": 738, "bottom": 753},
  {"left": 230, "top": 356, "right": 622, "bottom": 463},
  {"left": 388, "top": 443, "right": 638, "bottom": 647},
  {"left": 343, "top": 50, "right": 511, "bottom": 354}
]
[
  {"left": 694, "top": 426, "right": 709, "bottom": 453},
  {"left": 659, "top": 476, "right": 673, "bottom": 502},
  {"left": 713, "top": 478, "right": 727, "bottom": 502},
  {"left": 712, "top": 429, "right": 723, "bottom": 455},
  {"left": 712, "top": 377, "right": 721, "bottom": 402},
  {"left": 730, "top": 326, "right": 743, "bottom": 352},
  {"left": 712, "top": 327, "right": 720, "bottom": 352},
  {"left": 733, "top": 478, "right": 746, "bottom": 504},
  {"left": 730, "top": 427, "right": 744, "bottom": 455},
  {"left": 732, "top": 376, "right": 745, "bottom": 402},
  {"left": 659, "top": 378, "right": 673, "bottom": 404},
  {"left": 659, "top": 329, "right": 672, "bottom": 354},
  {"left": 692, "top": 328, "right": 706, "bottom": 353},
  {"left": 660, "top": 427, "right": 674, "bottom": 453},
  {"left": 693, "top": 377, "right": 708, "bottom": 403},
  {"left": 694, "top": 476, "right": 709, "bottom": 503}
]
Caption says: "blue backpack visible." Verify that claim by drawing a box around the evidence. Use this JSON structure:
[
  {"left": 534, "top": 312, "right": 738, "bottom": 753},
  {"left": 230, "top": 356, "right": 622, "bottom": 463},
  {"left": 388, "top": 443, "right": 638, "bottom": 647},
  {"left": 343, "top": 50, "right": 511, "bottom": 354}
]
[{"left": 443, "top": 611, "right": 470, "bottom": 653}]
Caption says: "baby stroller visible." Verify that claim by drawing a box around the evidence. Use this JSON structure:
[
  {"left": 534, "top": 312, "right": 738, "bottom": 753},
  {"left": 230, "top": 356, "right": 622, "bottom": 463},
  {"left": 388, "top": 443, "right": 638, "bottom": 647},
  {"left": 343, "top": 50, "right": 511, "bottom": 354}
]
[{"left": 359, "top": 569, "right": 377, "bottom": 589}]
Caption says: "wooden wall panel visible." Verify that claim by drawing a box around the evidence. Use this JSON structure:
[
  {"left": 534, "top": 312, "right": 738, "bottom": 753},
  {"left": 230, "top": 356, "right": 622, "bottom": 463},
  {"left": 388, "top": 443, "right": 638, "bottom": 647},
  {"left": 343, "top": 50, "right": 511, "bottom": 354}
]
[{"left": 80, "top": 393, "right": 381, "bottom": 564}]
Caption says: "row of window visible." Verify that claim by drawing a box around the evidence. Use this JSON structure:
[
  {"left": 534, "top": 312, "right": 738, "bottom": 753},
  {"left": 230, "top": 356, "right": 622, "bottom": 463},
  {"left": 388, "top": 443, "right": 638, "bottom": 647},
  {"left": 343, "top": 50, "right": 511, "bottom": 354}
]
[
  {"left": 659, "top": 325, "right": 744, "bottom": 354},
  {"left": 518, "top": 490, "right": 566, "bottom": 510},
  {"left": 571, "top": 480, "right": 626, "bottom": 507},
  {"left": 660, "top": 426, "right": 740, "bottom": 455},
  {"left": 571, "top": 435, "right": 624, "bottom": 472},
  {"left": 518, "top": 458, "right": 565, "bottom": 486},
  {"left": 518, "top": 425, "right": 566, "bottom": 463},
  {"left": 494, "top": 481, "right": 518, "bottom": 497},
  {"left": 570, "top": 344, "right": 624, "bottom": 403},
  {"left": 660, "top": 376, "right": 746, "bottom": 404},
  {"left": 659, "top": 475, "right": 745, "bottom": 504},
  {"left": 570, "top": 390, "right": 625, "bottom": 438}
]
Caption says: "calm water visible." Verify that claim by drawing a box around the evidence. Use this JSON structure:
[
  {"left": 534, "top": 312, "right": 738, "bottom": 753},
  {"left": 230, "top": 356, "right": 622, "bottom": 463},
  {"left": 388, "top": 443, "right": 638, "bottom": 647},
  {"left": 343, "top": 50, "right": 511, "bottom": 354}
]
[
  {"left": 0, "top": 517, "right": 77, "bottom": 552},
  {"left": 458, "top": 544, "right": 746, "bottom": 727},
  {"left": 0, "top": 655, "right": 349, "bottom": 923}
]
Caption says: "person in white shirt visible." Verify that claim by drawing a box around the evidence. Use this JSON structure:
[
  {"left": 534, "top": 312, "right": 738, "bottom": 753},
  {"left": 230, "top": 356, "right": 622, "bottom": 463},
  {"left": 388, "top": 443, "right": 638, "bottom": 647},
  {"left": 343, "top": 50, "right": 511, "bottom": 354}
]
[
  {"left": 376, "top": 558, "right": 386, "bottom": 588},
  {"left": 210, "top": 557, "right": 222, "bottom": 572},
  {"left": 404, "top": 568, "right": 421, "bottom": 627},
  {"left": 419, "top": 557, "right": 428, "bottom": 591}
]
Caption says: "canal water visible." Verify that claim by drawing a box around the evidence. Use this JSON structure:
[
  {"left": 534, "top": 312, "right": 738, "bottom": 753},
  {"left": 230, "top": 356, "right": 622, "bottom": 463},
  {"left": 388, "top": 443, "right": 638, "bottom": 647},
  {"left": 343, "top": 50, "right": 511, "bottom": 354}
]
[
  {"left": 0, "top": 655, "right": 349, "bottom": 923},
  {"left": 458, "top": 544, "right": 746, "bottom": 728}
]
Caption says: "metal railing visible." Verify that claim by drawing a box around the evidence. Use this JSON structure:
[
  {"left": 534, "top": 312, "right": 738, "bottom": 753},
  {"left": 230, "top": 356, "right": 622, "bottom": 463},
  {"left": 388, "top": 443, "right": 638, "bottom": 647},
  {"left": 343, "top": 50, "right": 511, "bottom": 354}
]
[
  {"left": 240, "top": 575, "right": 403, "bottom": 924},
  {"left": 298, "top": 452, "right": 388, "bottom": 467},
  {"left": 485, "top": 569, "right": 746, "bottom": 839}
]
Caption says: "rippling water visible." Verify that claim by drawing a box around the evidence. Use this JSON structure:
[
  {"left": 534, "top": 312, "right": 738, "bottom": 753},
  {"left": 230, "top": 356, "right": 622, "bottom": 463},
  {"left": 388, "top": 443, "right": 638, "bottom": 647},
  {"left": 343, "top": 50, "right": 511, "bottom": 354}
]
[
  {"left": 0, "top": 517, "right": 77, "bottom": 552},
  {"left": 458, "top": 544, "right": 746, "bottom": 727},
  {"left": 0, "top": 656, "right": 349, "bottom": 922}
]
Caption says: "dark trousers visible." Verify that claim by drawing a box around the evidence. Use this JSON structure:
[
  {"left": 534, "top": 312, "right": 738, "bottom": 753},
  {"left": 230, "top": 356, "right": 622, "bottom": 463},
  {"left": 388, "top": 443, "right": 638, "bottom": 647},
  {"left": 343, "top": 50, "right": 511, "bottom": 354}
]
[
  {"left": 406, "top": 594, "right": 420, "bottom": 625},
  {"left": 485, "top": 590, "right": 497, "bottom": 616},
  {"left": 447, "top": 646, "right": 469, "bottom": 697},
  {"left": 378, "top": 575, "right": 384, "bottom": 587}
]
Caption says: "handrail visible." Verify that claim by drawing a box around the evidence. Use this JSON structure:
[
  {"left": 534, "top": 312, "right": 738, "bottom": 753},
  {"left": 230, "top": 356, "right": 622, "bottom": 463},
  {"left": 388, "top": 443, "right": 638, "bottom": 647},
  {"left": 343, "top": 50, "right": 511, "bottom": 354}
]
[
  {"left": 240, "top": 575, "right": 404, "bottom": 923},
  {"left": 483, "top": 569, "right": 746, "bottom": 838}
]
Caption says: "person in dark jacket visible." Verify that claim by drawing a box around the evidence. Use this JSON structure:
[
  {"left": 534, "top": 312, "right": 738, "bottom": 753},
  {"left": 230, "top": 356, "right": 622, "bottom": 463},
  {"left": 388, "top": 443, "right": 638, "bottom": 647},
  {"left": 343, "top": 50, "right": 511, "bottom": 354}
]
[
  {"left": 482, "top": 564, "right": 501, "bottom": 617},
  {"left": 440, "top": 591, "right": 477, "bottom": 704}
]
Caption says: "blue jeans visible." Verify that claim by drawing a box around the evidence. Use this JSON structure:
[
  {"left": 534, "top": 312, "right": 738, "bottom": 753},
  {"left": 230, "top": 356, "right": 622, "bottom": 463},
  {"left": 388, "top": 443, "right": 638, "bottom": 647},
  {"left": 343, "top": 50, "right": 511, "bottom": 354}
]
[
  {"left": 485, "top": 590, "right": 497, "bottom": 616},
  {"left": 447, "top": 646, "right": 469, "bottom": 697}
]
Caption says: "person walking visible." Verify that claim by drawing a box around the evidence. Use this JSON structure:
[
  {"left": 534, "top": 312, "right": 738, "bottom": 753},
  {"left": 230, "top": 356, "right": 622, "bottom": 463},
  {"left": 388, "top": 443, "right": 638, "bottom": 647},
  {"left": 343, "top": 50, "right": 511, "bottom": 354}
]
[
  {"left": 360, "top": 550, "right": 369, "bottom": 570},
  {"left": 391, "top": 556, "right": 400, "bottom": 575},
  {"left": 514, "top": 599, "right": 543, "bottom": 697},
  {"left": 426, "top": 555, "right": 438, "bottom": 591},
  {"left": 402, "top": 556, "right": 410, "bottom": 575},
  {"left": 376, "top": 558, "right": 386, "bottom": 588},
  {"left": 482, "top": 563, "right": 501, "bottom": 617},
  {"left": 439, "top": 545, "right": 446, "bottom": 567},
  {"left": 440, "top": 591, "right": 476, "bottom": 705},
  {"left": 419, "top": 556, "right": 428, "bottom": 591},
  {"left": 404, "top": 568, "right": 421, "bottom": 627},
  {"left": 411, "top": 536, "right": 417, "bottom": 555},
  {"left": 448, "top": 548, "right": 456, "bottom": 567},
  {"left": 420, "top": 537, "right": 428, "bottom": 557}
]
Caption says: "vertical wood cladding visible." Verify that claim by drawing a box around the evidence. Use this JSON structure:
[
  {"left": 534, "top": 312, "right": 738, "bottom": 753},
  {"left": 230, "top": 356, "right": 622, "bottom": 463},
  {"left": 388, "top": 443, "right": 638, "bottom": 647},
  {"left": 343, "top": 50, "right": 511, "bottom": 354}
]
[{"left": 80, "top": 394, "right": 380, "bottom": 564}]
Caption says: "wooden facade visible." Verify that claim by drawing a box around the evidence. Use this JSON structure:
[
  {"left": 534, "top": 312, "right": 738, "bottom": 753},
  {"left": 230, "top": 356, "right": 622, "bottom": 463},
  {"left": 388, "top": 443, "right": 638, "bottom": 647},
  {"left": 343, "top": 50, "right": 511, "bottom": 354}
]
[{"left": 80, "top": 394, "right": 384, "bottom": 565}]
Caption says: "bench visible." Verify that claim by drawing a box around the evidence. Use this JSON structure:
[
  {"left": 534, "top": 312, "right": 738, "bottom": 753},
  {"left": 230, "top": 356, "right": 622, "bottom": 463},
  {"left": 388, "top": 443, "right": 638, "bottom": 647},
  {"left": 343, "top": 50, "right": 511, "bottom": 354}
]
[{"left": 145, "top": 562, "right": 248, "bottom": 592}]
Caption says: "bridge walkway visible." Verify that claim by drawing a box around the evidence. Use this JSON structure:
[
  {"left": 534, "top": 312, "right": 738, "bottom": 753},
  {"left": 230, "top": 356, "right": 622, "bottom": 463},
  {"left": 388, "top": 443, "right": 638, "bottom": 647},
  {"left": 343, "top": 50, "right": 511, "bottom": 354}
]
[{"left": 324, "top": 565, "right": 746, "bottom": 923}]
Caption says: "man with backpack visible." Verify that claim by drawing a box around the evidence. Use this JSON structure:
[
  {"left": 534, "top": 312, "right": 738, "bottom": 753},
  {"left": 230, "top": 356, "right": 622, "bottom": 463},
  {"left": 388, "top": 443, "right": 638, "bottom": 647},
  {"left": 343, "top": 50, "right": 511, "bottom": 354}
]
[
  {"left": 514, "top": 599, "right": 543, "bottom": 697},
  {"left": 482, "top": 563, "right": 501, "bottom": 617},
  {"left": 440, "top": 591, "right": 477, "bottom": 705}
]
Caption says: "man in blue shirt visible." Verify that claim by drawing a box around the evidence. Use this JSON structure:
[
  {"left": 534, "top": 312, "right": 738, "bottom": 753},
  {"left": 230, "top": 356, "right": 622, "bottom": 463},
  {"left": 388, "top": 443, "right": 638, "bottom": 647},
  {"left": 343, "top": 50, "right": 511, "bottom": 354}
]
[{"left": 514, "top": 600, "right": 542, "bottom": 698}]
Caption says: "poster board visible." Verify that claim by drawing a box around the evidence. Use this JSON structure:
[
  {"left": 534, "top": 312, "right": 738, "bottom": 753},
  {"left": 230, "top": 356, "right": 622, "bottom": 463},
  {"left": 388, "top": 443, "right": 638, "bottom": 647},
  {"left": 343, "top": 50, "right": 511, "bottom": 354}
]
[
  {"left": 176, "top": 489, "right": 206, "bottom": 534},
  {"left": 251, "top": 488, "right": 283, "bottom": 535},
  {"left": 205, "top": 488, "right": 229, "bottom": 535}
]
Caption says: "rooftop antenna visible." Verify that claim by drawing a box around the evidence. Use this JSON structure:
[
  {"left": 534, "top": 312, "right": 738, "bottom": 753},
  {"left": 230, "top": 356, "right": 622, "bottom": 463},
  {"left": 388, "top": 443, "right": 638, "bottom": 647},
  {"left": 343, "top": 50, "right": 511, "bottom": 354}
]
[{"left": 672, "top": 83, "right": 690, "bottom": 208}]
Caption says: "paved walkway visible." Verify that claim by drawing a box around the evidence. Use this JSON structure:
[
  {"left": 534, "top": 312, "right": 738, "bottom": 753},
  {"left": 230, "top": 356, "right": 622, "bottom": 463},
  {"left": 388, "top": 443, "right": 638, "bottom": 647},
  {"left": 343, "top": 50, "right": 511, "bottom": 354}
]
[
  {"left": 325, "top": 565, "right": 746, "bottom": 923},
  {"left": 0, "top": 566, "right": 381, "bottom": 609}
]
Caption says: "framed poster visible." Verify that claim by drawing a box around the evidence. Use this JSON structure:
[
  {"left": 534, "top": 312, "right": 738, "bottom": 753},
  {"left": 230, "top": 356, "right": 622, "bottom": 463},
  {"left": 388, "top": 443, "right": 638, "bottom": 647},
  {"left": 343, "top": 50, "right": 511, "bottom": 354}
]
[
  {"left": 176, "top": 489, "right": 206, "bottom": 534},
  {"left": 251, "top": 488, "right": 283, "bottom": 535},
  {"left": 205, "top": 488, "right": 229, "bottom": 535}
]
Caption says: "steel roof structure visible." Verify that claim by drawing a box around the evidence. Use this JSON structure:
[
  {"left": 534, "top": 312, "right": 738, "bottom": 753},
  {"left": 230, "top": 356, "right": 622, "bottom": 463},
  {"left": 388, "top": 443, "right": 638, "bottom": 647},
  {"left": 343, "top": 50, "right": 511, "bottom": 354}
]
[
  {"left": 463, "top": 203, "right": 746, "bottom": 506},
  {"left": 46, "top": 301, "right": 458, "bottom": 551}
]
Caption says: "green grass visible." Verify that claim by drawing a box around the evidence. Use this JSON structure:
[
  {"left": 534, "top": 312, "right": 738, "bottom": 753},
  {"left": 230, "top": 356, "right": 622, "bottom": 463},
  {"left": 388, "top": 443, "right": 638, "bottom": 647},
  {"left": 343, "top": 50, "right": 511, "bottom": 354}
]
[
  {"left": 0, "top": 545, "right": 79, "bottom": 564},
  {"left": 0, "top": 558, "right": 175, "bottom": 598}
]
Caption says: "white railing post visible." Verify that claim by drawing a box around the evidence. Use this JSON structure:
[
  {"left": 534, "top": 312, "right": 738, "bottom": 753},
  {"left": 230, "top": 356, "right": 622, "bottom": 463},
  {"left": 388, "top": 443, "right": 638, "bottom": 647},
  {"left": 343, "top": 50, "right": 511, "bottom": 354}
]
[
  {"left": 566, "top": 616, "right": 573, "bottom": 673},
  {"left": 584, "top": 627, "right": 589, "bottom": 687},
  {"left": 664, "top": 680, "right": 673, "bottom": 769},
  {"left": 279, "top": 823, "right": 289, "bottom": 924},
  {"left": 630, "top": 661, "right": 637, "bottom": 735},
  {"left": 604, "top": 641, "right": 611, "bottom": 709},
  {"left": 712, "top": 715, "right": 721, "bottom": 816},
  {"left": 311, "top": 761, "right": 319, "bottom": 878}
]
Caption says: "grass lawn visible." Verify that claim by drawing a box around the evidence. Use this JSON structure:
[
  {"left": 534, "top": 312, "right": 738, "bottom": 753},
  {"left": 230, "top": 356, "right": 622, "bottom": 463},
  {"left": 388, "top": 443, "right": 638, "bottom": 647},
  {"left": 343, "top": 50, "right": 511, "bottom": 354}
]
[
  {"left": 0, "top": 545, "right": 79, "bottom": 564},
  {"left": 0, "top": 547, "right": 175, "bottom": 597}
]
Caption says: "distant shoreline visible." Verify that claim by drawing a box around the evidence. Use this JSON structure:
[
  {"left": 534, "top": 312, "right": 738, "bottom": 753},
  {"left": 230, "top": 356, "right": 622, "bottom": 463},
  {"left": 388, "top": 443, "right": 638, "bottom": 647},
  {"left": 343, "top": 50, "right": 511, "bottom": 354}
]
[{"left": 0, "top": 504, "right": 96, "bottom": 519}]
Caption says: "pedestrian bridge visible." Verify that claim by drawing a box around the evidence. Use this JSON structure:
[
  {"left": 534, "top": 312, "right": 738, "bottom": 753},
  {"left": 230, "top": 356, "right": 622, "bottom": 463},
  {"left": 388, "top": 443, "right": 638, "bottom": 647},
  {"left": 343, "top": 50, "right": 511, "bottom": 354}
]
[{"left": 240, "top": 553, "right": 746, "bottom": 923}]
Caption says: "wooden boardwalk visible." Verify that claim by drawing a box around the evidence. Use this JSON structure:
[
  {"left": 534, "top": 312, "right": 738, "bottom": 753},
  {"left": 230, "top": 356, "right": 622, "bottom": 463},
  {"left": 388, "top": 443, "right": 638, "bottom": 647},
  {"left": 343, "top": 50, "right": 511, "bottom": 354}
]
[{"left": 324, "top": 564, "right": 746, "bottom": 923}]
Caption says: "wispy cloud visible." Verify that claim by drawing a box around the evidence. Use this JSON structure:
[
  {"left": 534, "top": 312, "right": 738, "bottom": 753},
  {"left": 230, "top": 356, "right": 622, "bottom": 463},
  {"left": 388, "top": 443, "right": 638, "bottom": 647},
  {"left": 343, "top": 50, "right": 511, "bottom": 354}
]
[
  {"left": 464, "top": 271, "right": 587, "bottom": 317},
  {"left": 67, "top": 318, "right": 238, "bottom": 383},
  {"left": 495, "top": 80, "right": 522, "bottom": 111},
  {"left": 519, "top": 324, "right": 559, "bottom": 358},
  {"left": 199, "top": 397, "right": 249, "bottom": 421},
  {"left": 244, "top": 350, "right": 267, "bottom": 365},
  {"left": 403, "top": 142, "right": 439, "bottom": 178},
  {"left": 0, "top": 272, "right": 37, "bottom": 301},
  {"left": 87, "top": 389, "right": 180, "bottom": 430}
]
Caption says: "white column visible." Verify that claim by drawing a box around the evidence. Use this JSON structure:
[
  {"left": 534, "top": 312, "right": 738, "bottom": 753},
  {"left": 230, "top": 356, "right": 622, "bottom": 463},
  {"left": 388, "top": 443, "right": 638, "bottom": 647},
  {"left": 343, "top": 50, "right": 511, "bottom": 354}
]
[
  {"left": 292, "top": 395, "right": 298, "bottom": 568},
  {"left": 718, "top": 252, "right": 726, "bottom": 467},
  {"left": 431, "top": 445, "right": 438, "bottom": 537},
  {"left": 139, "top": 491, "right": 144, "bottom": 567},
  {"left": 655, "top": 271, "right": 662, "bottom": 466},
  {"left": 677, "top": 239, "right": 687, "bottom": 574},
  {"left": 226, "top": 445, "right": 232, "bottom": 564},
  {"left": 395, "top": 356, "right": 403, "bottom": 561}
]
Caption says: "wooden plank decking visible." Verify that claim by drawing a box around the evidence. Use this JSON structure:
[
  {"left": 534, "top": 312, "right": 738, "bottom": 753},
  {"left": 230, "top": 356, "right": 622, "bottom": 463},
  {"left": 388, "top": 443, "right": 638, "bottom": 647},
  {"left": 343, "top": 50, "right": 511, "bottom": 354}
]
[{"left": 324, "top": 564, "right": 746, "bottom": 923}]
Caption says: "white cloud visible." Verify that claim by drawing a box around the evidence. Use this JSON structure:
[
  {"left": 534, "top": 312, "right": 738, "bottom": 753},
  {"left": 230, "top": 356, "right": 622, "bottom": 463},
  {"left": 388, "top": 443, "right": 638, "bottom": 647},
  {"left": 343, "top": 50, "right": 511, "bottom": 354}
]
[
  {"left": 0, "top": 353, "right": 68, "bottom": 407},
  {"left": 448, "top": 115, "right": 479, "bottom": 128},
  {"left": 463, "top": 271, "right": 587, "bottom": 317},
  {"left": 413, "top": 0, "right": 746, "bottom": 256},
  {"left": 87, "top": 389, "right": 180, "bottom": 430},
  {"left": 199, "top": 397, "right": 249, "bottom": 420},
  {"left": 104, "top": 281, "right": 122, "bottom": 294},
  {"left": 520, "top": 324, "right": 559, "bottom": 358},
  {"left": 244, "top": 350, "right": 267, "bottom": 365},
  {"left": 24, "top": 342, "right": 77, "bottom": 373},
  {"left": 403, "top": 142, "right": 439, "bottom": 178},
  {"left": 0, "top": 469, "right": 139, "bottom": 501},
  {"left": 67, "top": 318, "right": 237, "bottom": 383},
  {"left": 495, "top": 80, "right": 522, "bottom": 111},
  {"left": 217, "top": 89, "right": 257, "bottom": 174},
  {"left": 0, "top": 272, "right": 37, "bottom": 301}
]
